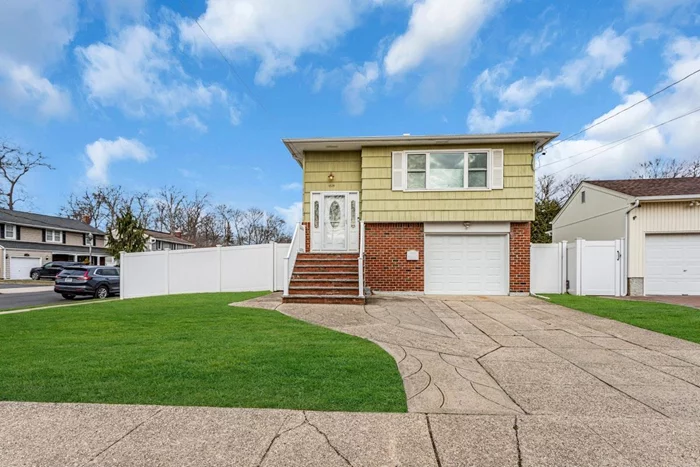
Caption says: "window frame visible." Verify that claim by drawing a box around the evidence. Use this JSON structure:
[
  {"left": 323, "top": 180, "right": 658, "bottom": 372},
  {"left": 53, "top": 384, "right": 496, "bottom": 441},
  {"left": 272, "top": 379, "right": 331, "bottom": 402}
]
[
  {"left": 401, "top": 149, "right": 492, "bottom": 192},
  {"left": 4, "top": 224, "right": 16, "bottom": 240},
  {"left": 45, "top": 229, "right": 62, "bottom": 243}
]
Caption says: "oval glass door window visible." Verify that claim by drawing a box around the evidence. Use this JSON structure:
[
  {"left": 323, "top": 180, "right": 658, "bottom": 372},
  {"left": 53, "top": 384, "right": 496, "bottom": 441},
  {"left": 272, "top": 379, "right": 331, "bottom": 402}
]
[{"left": 329, "top": 201, "right": 341, "bottom": 228}]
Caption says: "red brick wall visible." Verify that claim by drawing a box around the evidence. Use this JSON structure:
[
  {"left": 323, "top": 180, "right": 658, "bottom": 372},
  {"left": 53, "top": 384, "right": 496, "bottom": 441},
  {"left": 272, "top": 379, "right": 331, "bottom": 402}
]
[
  {"left": 302, "top": 222, "right": 310, "bottom": 252},
  {"left": 509, "top": 222, "right": 531, "bottom": 293},
  {"left": 364, "top": 223, "right": 424, "bottom": 292}
]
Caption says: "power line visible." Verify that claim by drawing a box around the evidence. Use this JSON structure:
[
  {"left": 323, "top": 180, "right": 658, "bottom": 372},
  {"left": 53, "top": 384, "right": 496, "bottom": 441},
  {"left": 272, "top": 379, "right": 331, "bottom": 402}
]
[
  {"left": 178, "top": 0, "right": 307, "bottom": 160},
  {"left": 543, "top": 67, "right": 700, "bottom": 151},
  {"left": 178, "top": 0, "right": 269, "bottom": 114},
  {"left": 546, "top": 105, "right": 700, "bottom": 175}
]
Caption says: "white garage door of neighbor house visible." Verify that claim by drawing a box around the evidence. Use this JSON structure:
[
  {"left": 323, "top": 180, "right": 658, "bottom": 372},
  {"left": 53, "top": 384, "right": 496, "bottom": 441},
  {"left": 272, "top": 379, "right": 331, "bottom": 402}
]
[
  {"left": 425, "top": 235, "right": 508, "bottom": 295},
  {"left": 10, "top": 257, "right": 42, "bottom": 280},
  {"left": 646, "top": 234, "right": 700, "bottom": 296}
]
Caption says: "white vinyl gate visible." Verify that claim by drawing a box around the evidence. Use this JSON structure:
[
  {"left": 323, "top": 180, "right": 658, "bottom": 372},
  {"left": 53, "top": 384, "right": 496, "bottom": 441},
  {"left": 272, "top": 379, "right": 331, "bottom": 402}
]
[{"left": 531, "top": 239, "right": 625, "bottom": 296}]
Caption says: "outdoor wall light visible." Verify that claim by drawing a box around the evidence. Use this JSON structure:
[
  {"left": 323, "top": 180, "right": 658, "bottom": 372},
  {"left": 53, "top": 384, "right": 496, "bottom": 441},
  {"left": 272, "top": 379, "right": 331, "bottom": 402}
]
[{"left": 328, "top": 172, "right": 335, "bottom": 182}]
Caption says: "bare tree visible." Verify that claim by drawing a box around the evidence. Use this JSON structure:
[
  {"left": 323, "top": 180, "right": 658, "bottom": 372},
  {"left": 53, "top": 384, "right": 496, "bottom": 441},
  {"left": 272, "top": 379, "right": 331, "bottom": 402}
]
[
  {"left": 557, "top": 174, "right": 588, "bottom": 202},
  {"left": 632, "top": 157, "right": 700, "bottom": 179},
  {"left": 153, "top": 186, "right": 186, "bottom": 232},
  {"left": 181, "top": 191, "right": 209, "bottom": 243},
  {"left": 0, "top": 141, "right": 53, "bottom": 210},
  {"left": 60, "top": 189, "right": 106, "bottom": 228}
]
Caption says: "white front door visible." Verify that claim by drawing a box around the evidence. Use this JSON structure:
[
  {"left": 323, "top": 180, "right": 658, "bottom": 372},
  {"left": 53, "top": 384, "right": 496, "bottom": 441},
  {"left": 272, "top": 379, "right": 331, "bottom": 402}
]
[
  {"left": 646, "top": 234, "right": 700, "bottom": 295},
  {"left": 310, "top": 192, "right": 359, "bottom": 251},
  {"left": 425, "top": 234, "right": 508, "bottom": 295}
]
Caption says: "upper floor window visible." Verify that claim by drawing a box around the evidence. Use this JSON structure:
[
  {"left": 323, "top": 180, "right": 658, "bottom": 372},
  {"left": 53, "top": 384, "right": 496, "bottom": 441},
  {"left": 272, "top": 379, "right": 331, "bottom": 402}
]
[
  {"left": 45, "top": 229, "right": 62, "bottom": 243},
  {"left": 398, "top": 150, "right": 494, "bottom": 191},
  {"left": 4, "top": 224, "right": 16, "bottom": 240},
  {"left": 581, "top": 191, "right": 586, "bottom": 203}
]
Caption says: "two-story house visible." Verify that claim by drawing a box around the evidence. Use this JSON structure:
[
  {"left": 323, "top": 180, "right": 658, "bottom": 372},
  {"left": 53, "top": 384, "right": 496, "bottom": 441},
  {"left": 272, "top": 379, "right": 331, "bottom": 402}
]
[
  {"left": 0, "top": 208, "right": 108, "bottom": 280},
  {"left": 282, "top": 132, "right": 558, "bottom": 303},
  {"left": 144, "top": 229, "right": 195, "bottom": 251}
]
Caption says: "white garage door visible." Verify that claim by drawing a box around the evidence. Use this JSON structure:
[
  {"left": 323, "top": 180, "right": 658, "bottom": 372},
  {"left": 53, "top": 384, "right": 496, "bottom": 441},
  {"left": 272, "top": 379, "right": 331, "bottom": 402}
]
[
  {"left": 10, "top": 257, "right": 42, "bottom": 280},
  {"left": 425, "top": 235, "right": 508, "bottom": 295},
  {"left": 646, "top": 234, "right": 700, "bottom": 295}
]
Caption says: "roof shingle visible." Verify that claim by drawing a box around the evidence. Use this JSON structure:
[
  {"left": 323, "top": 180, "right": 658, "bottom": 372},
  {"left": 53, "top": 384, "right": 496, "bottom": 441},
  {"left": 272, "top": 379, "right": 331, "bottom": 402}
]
[
  {"left": 586, "top": 178, "right": 700, "bottom": 197},
  {"left": 0, "top": 208, "right": 105, "bottom": 234}
]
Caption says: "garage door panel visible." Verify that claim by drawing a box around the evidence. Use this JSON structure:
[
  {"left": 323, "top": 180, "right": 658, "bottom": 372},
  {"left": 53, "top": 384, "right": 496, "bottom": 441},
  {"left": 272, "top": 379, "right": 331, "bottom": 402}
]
[
  {"left": 10, "top": 257, "right": 42, "bottom": 280},
  {"left": 425, "top": 234, "right": 507, "bottom": 295},
  {"left": 646, "top": 234, "right": 700, "bottom": 296}
]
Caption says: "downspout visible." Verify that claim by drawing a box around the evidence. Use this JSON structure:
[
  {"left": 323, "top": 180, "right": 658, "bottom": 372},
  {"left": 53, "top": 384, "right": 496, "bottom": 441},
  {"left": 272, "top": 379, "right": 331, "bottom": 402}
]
[{"left": 624, "top": 199, "right": 640, "bottom": 295}]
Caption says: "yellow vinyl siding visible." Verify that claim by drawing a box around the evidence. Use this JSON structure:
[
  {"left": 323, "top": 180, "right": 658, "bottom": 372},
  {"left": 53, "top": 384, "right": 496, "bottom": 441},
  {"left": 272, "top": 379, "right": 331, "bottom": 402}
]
[
  {"left": 361, "top": 143, "right": 535, "bottom": 222},
  {"left": 303, "top": 151, "right": 362, "bottom": 222},
  {"left": 628, "top": 201, "right": 700, "bottom": 277}
]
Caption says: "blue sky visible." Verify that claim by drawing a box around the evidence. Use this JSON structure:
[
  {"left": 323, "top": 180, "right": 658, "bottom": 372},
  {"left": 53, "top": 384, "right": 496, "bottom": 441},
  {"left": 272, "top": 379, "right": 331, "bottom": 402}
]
[{"left": 0, "top": 0, "right": 699, "bottom": 225}]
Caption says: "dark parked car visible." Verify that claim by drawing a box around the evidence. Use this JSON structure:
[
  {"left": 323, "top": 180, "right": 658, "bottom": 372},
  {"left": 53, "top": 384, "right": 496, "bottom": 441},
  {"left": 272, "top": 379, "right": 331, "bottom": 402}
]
[
  {"left": 54, "top": 266, "right": 120, "bottom": 300},
  {"left": 30, "top": 261, "right": 84, "bottom": 280}
]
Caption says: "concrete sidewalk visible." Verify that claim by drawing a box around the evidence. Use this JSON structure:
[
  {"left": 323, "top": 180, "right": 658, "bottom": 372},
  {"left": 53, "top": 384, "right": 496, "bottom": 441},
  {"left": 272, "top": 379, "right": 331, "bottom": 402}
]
[
  {"left": 0, "top": 286, "right": 54, "bottom": 294},
  {"left": 2, "top": 401, "right": 699, "bottom": 467}
]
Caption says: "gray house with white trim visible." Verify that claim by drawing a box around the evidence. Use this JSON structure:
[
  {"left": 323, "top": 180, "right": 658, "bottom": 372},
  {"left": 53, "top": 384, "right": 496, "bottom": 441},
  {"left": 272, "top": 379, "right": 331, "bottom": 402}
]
[{"left": 0, "top": 208, "right": 108, "bottom": 280}]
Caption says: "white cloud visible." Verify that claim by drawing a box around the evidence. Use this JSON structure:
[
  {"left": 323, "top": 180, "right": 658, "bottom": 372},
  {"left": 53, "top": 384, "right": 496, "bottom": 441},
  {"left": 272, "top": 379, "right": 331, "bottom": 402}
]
[
  {"left": 85, "top": 137, "right": 153, "bottom": 184},
  {"left": 281, "top": 182, "right": 302, "bottom": 191},
  {"left": 538, "top": 35, "right": 700, "bottom": 180},
  {"left": 275, "top": 202, "right": 303, "bottom": 226},
  {"left": 0, "top": 0, "right": 77, "bottom": 118},
  {"left": 612, "top": 75, "right": 631, "bottom": 95},
  {"left": 468, "top": 28, "right": 632, "bottom": 133},
  {"left": 0, "top": 60, "right": 71, "bottom": 118},
  {"left": 384, "top": 0, "right": 504, "bottom": 76},
  {"left": 179, "top": 0, "right": 386, "bottom": 85},
  {"left": 98, "top": 0, "right": 147, "bottom": 28},
  {"left": 467, "top": 107, "right": 531, "bottom": 133},
  {"left": 77, "top": 24, "right": 236, "bottom": 126},
  {"left": 342, "top": 62, "right": 380, "bottom": 116},
  {"left": 500, "top": 29, "right": 631, "bottom": 107},
  {"left": 179, "top": 114, "right": 208, "bottom": 133}
]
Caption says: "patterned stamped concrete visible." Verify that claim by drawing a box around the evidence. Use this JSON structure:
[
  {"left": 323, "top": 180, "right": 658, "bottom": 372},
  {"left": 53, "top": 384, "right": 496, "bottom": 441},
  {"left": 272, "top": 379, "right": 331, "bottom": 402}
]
[{"left": 239, "top": 293, "right": 700, "bottom": 419}]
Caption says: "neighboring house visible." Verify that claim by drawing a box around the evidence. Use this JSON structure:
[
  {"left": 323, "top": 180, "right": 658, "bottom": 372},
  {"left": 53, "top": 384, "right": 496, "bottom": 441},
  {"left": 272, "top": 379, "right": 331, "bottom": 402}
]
[
  {"left": 144, "top": 229, "right": 195, "bottom": 251},
  {"left": 551, "top": 178, "right": 700, "bottom": 296},
  {"left": 0, "top": 208, "right": 108, "bottom": 280},
  {"left": 283, "top": 132, "right": 558, "bottom": 300}
]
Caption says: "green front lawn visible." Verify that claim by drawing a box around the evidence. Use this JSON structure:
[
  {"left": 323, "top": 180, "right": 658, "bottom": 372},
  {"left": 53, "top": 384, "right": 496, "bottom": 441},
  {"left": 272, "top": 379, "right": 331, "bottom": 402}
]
[
  {"left": 0, "top": 292, "right": 406, "bottom": 412},
  {"left": 545, "top": 295, "right": 700, "bottom": 344}
]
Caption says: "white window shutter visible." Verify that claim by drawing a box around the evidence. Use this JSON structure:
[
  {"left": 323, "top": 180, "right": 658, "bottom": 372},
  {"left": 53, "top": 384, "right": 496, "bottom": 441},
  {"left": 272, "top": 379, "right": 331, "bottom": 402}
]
[
  {"left": 491, "top": 149, "right": 504, "bottom": 189},
  {"left": 392, "top": 151, "right": 405, "bottom": 191}
]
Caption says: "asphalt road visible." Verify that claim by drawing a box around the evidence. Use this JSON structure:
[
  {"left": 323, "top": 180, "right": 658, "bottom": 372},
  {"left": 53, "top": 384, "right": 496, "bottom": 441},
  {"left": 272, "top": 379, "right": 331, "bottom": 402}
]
[{"left": 0, "top": 291, "right": 93, "bottom": 310}]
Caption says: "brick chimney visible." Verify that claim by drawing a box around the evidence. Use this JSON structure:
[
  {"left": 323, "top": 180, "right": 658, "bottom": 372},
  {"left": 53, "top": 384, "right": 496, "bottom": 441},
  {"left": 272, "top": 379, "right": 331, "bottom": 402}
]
[
  {"left": 173, "top": 230, "right": 183, "bottom": 238},
  {"left": 82, "top": 214, "right": 92, "bottom": 225}
]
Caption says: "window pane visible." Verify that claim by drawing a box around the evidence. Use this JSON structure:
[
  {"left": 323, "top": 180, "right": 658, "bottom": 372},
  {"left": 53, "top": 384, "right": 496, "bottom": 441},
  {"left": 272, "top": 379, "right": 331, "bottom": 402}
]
[
  {"left": 429, "top": 153, "right": 464, "bottom": 188},
  {"left": 407, "top": 154, "right": 426, "bottom": 171},
  {"left": 468, "top": 153, "right": 488, "bottom": 169},
  {"left": 468, "top": 171, "right": 487, "bottom": 188},
  {"left": 407, "top": 172, "right": 426, "bottom": 189}
]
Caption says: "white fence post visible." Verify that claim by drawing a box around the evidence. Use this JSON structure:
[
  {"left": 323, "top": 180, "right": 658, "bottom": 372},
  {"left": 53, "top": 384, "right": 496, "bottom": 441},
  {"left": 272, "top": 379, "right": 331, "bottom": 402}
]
[
  {"left": 120, "top": 251, "right": 126, "bottom": 299},
  {"left": 270, "top": 242, "right": 276, "bottom": 292},
  {"left": 560, "top": 241, "right": 568, "bottom": 294},
  {"left": 164, "top": 249, "right": 170, "bottom": 295},
  {"left": 575, "top": 238, "right": 584, "bottom": 295},
  {"left": 217, "top": 245, "right": 223, "bottom": 292}
]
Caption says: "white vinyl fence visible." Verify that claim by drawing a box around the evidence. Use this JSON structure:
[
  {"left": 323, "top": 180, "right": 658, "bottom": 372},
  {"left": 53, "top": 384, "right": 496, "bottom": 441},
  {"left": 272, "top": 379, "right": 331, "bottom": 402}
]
[
  {"left": 120, "top": 243, "right": 290, "bottom": 299},
  {"left": 531, "top": 238, "right": 625, "bottom": 296}
]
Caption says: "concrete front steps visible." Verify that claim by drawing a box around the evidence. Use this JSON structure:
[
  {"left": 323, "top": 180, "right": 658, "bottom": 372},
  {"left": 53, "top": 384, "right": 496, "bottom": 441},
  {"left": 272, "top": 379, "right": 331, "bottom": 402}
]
[{"left": 283, "top": 253, "right": 365, "bottom": 304}]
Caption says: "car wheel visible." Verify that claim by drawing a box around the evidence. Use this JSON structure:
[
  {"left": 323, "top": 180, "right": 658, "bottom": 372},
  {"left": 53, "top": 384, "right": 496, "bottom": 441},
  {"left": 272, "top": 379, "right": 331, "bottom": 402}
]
[
  {"left": 95, "top": 286, "right": 109, "bottom": 299},
  {"left": 31, "top": 272, "right": 40, "bottom": 280},
  {"left": 61, "top": 294, "right": 75, "bottom": 300}
]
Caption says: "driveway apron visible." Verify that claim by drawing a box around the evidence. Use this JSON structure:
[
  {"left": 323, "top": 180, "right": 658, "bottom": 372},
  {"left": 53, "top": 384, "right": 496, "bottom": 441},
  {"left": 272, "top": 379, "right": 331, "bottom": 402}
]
[{"left": 238, "top": 293, "right": 700, "bottom": 418}]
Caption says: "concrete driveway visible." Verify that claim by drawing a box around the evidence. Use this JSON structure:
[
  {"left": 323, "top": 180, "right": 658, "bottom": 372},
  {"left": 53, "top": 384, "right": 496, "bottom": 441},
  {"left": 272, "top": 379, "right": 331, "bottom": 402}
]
[
  {"left": 2, "top": 294, "right": 700, "bottom": 466},
  {"left": 242, "top": 294, "right": 700, "bottom": 419}
]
